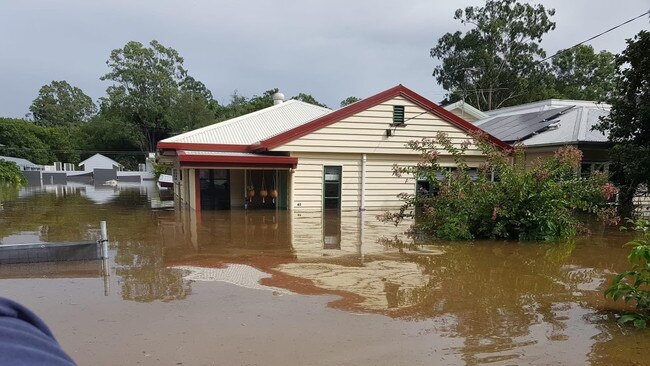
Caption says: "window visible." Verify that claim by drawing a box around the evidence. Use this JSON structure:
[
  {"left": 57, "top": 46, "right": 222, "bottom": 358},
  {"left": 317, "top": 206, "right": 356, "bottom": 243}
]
[
  {"left": 581, "top": 162, "right": 610, "bottom": 177},
  {"left": 323, "top": 166, "right": 342, "bottom": 209},
  {"left": 393, "top": 105, "right": 405, "bottom": 125}
]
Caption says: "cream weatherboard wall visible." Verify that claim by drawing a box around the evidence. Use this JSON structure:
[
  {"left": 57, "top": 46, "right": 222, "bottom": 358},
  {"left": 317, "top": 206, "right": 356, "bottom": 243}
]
[{"left": 274, "top": 96, "right": 488, "bottom": 211}]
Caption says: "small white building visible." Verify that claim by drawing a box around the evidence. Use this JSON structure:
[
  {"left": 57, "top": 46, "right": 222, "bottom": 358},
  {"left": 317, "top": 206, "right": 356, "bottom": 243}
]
[
  {"left": 157, "top": 85, "right": 509, "bottom": 212},
  {"left": 79, "top": 154, "right": 123, "bottom": 171}
]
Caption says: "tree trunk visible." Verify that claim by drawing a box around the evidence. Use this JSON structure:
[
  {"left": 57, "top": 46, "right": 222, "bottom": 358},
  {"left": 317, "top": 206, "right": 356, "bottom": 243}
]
[{"left": 618, "top": 183, "right": 638, "bottom": 219}]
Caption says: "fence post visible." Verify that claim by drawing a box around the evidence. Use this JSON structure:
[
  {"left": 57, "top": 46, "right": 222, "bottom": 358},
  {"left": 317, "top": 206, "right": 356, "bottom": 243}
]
[{"left": 100, "top": 221, "right": 108, "bottom": 260}]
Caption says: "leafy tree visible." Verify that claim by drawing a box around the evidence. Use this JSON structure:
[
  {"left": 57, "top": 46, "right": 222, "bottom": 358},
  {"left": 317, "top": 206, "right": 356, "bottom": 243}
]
[
  {"left": 291, "top": 93, "right": 328, "bottom": 108},
  {"left": 169, "top": 77, "right": 218, "bottom": 132},
  {"left": 551, "top": 45, "right": 616, "bottom": 101},
  {"left": 212, "top": 89, "right": 327, "bottom": 124},
  {"left": 0, "top": 161, "right": 26, "bottom": 185},
  {"left": 430, "top": 0, "right": 557, "bottom": 110},
  {"left": 594, "top": 31, "right": 650, "bottom": 216},
  {"left": 0, "top": 118, "right": 54, "bottom": 164},
  {"left": 340, "top": 96, "right": 361, "bottom": 107},
  {"left": 0, "top": 118, "right": 86, "bottom": 165},
  {"left": 100, "top": 40, "right": 215, "bottom": 152},
  {"left": 29, "top": 80, "right": 97, "bottom": 125},
  {"left": 214, "top": 89, "right": 278, "bottom": 122},
  {"left": 379, "top": 132, "right": 618, "bottom": 241},
  {"left": 78, "top": 117, "right": 144, "bottom": 168}
]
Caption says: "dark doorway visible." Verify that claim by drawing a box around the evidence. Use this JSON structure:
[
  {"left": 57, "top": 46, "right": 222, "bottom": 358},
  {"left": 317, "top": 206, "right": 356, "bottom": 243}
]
[{"left": 200, "top": 169, "right": 230, "bottom": 210}]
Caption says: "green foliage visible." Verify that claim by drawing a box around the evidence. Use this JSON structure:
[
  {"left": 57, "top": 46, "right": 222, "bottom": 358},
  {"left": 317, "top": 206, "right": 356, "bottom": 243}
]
[
  {"left": 29, "top": 80, "right": 97, "bottom": 125},
  {"left": 152, "top": 161, "right": 172, "bottom": 179},
  {"left": 100, "top": 40, "right": 217, "bottom": 152},
  {"left": 605, "top": 218, "right": 650, "bottom": 328},
  {"left": 379, "top": 132, "right": 619, "bottom": 241},
  {"left": 0, "top": 118, "right": 85, "bottom": 164},
  {"left": 291, "top": 93, "right": 328, "bottom": 108},
  {"left": 340, "top": 96, "right": 362, "bottom": 107},
  {"left": 551, "top": 45, "right": 616, "bottom": 101},
  {"left": 213, "top": 89, "right": 277, "bottom": 123},
  {"left": 0, "top": 161, "right": 26, "bottom": 185},
  {"left": 594, "top": 31, "right": 650, "bottom": 217},
  {"left": 0, "top": 118, "right": 53, "bottom": 164},
  {"left": 431, "top": 1, "right": 617, "bottom": 109},
  {"left": 430, "top": 0, "right": 557, "bottom": 110},
  {"left": 211, "top": 89, "right": 327, "bottom": 124}
]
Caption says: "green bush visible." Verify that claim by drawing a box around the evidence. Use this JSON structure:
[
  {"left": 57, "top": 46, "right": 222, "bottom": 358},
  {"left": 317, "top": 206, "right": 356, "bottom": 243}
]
[
  {"left": 605, "top": 218, "right": 650, "bottom": 328},
  {"left": 379, "top": 131, "right": 618, "bottom": 241},
  {"left": 0, "top": 161, "right": 26, "bottom": 185}
]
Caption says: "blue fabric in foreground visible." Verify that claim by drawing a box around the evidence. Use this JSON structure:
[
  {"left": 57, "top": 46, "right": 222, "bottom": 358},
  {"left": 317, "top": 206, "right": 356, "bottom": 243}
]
[{"left": 0, "top": 297, "right": 76, "bottom": 365}]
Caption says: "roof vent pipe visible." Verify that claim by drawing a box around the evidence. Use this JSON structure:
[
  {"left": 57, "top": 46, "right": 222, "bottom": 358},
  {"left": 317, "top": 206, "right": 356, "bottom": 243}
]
[{"left": 272, "top": 92, "right": 285, "bottom": 105}]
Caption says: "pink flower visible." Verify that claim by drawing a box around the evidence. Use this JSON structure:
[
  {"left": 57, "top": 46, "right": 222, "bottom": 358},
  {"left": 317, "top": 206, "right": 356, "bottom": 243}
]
[
  {"left": 491, "top": 207, "right": 499, "bottom": 221},
  {"left": 601, "top": 183, "right": 618, "bottom": 201}
]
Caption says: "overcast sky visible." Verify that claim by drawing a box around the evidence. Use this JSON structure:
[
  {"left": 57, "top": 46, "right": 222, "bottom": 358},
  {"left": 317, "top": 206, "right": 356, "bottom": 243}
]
[{"left": 0, "top": 0, "right": 648, "bottom": 117}]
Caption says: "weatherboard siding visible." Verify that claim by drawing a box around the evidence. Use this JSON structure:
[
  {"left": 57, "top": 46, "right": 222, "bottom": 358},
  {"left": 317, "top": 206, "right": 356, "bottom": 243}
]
[
  {"left": 272, "top": 96, "right": 483, "bottom": 155},
  {"left": 289, "top": 152, "right": 487, "bottom": 211}
]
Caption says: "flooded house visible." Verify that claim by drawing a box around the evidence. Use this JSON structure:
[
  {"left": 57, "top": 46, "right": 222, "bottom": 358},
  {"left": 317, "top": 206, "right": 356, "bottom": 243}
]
[{"left": 157, "top": 85, "right": 509, "bottom": 212}]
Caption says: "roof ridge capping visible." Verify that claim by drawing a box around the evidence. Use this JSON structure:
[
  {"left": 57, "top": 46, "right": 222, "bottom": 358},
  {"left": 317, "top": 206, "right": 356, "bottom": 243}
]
[
  {"left": 254, "top": 84, "right": 511, "bottom": 152},
  {"left": 486, "top": 98, "right": 611, "bottom": 116}
]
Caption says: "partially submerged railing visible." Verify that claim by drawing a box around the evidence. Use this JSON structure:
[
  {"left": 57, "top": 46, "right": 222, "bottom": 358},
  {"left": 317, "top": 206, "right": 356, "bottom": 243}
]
[
  {"left": 0, "top": 221, "right": 111, "bottom": 295},
  {"left": 0, "top": 221, "right": 109, "bottom": 265}
]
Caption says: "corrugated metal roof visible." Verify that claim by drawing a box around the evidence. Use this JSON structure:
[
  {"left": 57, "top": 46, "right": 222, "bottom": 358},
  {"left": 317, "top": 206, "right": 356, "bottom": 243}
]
[
  {"left": 0, "top": 156, "right": 38, "bottom": 168},
  {"left": 523, "top": 107, "right": 608, "bottom": 146},
  {"left": 476, "top": 100, "right": 610, "bottom": 146},
  {"left": 478, "top": 106, "right": 574, "bottom": 142},
  {"left": 180, "top": 151, "right": 264, "bottom": 157},
  {"left": 161, "top": 100, "right": 332, "bottom": 145}
]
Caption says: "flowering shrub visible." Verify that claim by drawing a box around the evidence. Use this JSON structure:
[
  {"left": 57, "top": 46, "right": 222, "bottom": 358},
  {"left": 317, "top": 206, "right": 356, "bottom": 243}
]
[{"left": 378, "top": 132, "right": 619, "bottom": 241}]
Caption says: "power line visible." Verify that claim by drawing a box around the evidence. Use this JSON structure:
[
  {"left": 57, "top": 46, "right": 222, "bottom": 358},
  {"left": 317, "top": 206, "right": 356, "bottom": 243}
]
[
  {"left": 537, "top": 10, "right": 649, "bottom": 65},
  {"left": 447, "top": 9, "right": 650, "bottom": 101}
]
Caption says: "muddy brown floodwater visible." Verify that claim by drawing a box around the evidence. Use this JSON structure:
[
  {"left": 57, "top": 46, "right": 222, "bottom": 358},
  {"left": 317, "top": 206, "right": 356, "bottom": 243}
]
[{"left": 1, "top": 184, "right": 649, "bottom": 365}]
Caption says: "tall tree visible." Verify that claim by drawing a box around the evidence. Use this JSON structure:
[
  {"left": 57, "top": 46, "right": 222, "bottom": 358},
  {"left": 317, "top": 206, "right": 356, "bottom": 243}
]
[
  {"left": 594, "top": 31, "right": 650, "bottom": 216},
  {"left": 430, "top": 0, "right": 556, "bottom": 110},
  {"left": 100, "top": 40, "right": 215, "bottom": 152},
  {"left": 340, "top": 96, "right": 361, "bottom": 107},
  {"left": 551, "top": 45, "right": 616, "bottom": 101},
  {"left": 29, "top": 80, "right": 97, "bottom": 125}
]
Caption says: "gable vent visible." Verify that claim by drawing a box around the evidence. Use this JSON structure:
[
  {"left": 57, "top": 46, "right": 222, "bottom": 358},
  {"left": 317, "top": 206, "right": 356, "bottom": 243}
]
[{"left": 393, "top": 105, "right": 405, "bottom": 125}]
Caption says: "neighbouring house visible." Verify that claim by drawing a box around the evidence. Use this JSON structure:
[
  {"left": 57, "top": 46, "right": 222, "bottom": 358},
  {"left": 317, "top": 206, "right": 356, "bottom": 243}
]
[
  {"left": 157, "top": 85, "right": 509, "bottom": 212},
  {"left": 443, "top": 101, "right": 488, "bottom": 123},
  {"left": 79, "top": 153, "right": 123, "bottom": 171},
  {"left": 0, "top": 156, "right": 42, "bottom": 171},
  {"left": 475, "top": 99, "right": 611, "bottom": 175}
]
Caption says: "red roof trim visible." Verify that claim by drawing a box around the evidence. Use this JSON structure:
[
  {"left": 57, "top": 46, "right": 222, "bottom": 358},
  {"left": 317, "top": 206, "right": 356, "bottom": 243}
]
[
  {"left": 157, "top": 141, "right": 250, "bottom": 152},
  {"left": 177, "top": 151, "right": 298, "bottom": 168},
  {"left": 254, "top": 84, "right": 511, "bottom": 151}
]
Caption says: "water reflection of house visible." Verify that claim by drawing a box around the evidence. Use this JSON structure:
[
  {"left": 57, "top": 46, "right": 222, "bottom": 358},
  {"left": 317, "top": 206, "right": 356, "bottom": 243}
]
[
  {"left": 157, "top": 85, "right": 508, "bottom": 212},
  {"left": 161, "top": 209, "right": 438, "bottom": 312}
]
